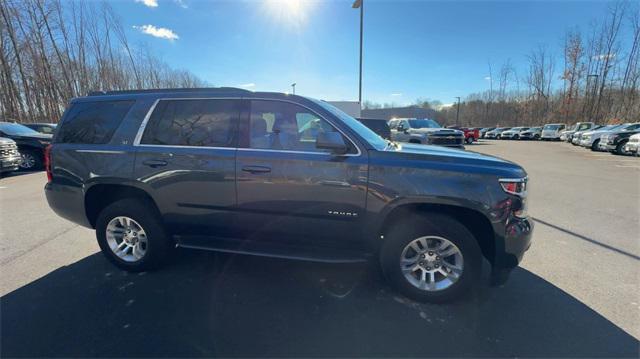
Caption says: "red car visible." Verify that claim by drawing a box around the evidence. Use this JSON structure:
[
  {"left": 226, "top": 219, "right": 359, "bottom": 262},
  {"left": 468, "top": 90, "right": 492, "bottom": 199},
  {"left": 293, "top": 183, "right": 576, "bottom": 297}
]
[{"left": 447, "top": 126, "right": 480, "bottom": 144}]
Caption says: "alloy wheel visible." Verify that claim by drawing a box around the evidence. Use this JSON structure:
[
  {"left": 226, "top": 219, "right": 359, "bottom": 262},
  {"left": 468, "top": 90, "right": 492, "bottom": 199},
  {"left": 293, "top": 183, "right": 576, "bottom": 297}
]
[
  {"left": 106, "top": 216, "right": 148, "bottom": 262},
  {"left": 400, "top": 236, "right": 464, "bottom": 291},
  {"left": 19, "top": 153, "right": 35, "bottom": 169}
]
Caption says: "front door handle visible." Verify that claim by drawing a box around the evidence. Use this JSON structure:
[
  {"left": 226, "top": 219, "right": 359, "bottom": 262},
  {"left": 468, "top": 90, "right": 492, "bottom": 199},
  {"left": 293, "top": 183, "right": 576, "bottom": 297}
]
[
  {"left": 142, "top": 159, "right": 168, "bottom": 168},
  {"left": 242, "top": 165, "right": 271, "bottom": 174}
]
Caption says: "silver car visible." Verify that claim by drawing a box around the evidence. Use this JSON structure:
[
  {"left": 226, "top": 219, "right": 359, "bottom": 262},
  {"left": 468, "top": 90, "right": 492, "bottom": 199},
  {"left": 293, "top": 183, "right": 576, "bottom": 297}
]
[
  {"left": 579, "top": 124, "right": 623, "bottom": 150},
  {"left": 541, "top": 123, "right": 566, "bottom": 140}
]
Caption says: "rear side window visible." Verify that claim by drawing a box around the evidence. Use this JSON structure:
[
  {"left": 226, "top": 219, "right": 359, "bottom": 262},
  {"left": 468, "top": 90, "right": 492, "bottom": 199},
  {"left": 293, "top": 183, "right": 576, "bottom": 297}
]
[
  {"left": 56, "top": 101, "right": 134, "bottom": 144},
  {"left": 140, "top": 99, "right": 239, "bottom": 147}
]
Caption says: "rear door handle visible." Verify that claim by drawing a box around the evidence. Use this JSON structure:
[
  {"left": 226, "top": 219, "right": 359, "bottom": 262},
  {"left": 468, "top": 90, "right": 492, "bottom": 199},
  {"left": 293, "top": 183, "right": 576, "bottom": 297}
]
[
  {"left": 142, "top": 159, "right": 168, "bottom": 168},
  {"left": 241, "top": 165, "right": 271, "bottom": 174}
]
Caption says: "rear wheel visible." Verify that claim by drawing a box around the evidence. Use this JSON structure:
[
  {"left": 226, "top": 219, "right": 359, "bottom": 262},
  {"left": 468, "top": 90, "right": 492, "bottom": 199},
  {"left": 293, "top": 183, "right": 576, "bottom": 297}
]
[
  {"left": 380, "top": 214, "right": 482, "bottom": 303},
  {"left": 96, "top": 198, "right": 172, "bottom": 271}
]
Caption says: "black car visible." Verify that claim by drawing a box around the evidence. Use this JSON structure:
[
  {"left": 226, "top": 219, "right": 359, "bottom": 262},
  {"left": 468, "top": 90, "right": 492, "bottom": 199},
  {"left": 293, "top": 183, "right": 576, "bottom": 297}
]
[
  {"left": 0, "top": 122, "right": 52, "bottom": 170},
  {"left": 45, "top": 88, "right": 532, "bottom": 302},
  {"left": 24, "top": 123, "right": 57, "bottom": 135},
  {"left": 600, "top": 123, "right": 640, "bottom": 155},
  {"left": 356, "top": 118, "right": 391, "bottom": 139}
]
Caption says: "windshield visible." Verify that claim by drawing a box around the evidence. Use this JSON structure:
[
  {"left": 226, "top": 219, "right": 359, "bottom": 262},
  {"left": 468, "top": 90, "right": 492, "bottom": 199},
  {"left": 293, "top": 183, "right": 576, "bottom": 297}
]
[
  {"left": 0, "top": 123, "right": 40, "bottom": 136},
  {"left": 312, "top": 99, "right": 387, "bottom": 150},
  {"left": 408, "top": 119, "right": 441, "bottom": 128},
  {"left": 543, "top": 124, "right": 562, "bottom": 130}
]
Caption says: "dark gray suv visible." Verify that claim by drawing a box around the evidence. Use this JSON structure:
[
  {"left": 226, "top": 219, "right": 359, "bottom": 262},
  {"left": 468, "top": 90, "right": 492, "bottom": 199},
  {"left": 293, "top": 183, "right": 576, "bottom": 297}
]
[{"left": 45, "top": 88, "right": 533, "bottom": 302}]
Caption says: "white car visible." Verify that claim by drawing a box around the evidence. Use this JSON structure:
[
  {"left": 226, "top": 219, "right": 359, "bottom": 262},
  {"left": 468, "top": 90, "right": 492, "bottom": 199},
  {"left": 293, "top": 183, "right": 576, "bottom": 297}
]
[
  {"left": 623, "top": 133, "right": 640, "bottom": 156},
  {"left": 579, "top": 124, "right": 624, "bottom": 150},
  {"left": 499, "top": 127, "right": 530, "bottom": 140},
  {"left": 541, "top": 123, "right": 566, "bottom": 140},
  {"left": 563, "top": 122, "right": 596, "bottom": 142}
]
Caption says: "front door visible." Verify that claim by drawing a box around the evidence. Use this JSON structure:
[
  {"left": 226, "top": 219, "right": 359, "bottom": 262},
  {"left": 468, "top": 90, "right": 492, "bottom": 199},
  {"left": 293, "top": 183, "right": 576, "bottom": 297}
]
[
  {"left": 134, "top": 98, "right": 241, "bottom": 237},
  {"left": 235, "top": 99, "right": 368, "bottom": 249}
]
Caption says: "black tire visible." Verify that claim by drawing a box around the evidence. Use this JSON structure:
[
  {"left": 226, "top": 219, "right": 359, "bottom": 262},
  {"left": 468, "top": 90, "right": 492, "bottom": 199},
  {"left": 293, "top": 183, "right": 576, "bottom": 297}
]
[
  {"left": 465, "top": 137, "right": 474, "bottom": 144},
  {"left": 95, "top": 198, "right": 172, "bottom": 272},
  {"left": 590, "top": 139, "right": 600, "bottom": 151},
  {"left": 380, "top": 213, "right": 482, "bottom": 303},
  {"left": 19, "top": 149, "right": 43, "bottom": 171},
  {"left": 533, "top": 134, "right": 540, "bottom": 140},
  {"left": 513, "top": 135, "right": 519, "bottom": 140},
  {"left": 614, "top": 140, "right": 628, "bottom": 155}
]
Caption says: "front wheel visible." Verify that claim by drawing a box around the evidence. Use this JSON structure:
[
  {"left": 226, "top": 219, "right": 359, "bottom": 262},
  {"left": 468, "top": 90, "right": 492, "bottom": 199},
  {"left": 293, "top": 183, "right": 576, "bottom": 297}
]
[
  {"left": 465, "top": 137, "right": 474, "bottom": 144},
  {"left": 96, "top": 198, "right": 172, "bottom": 271},
  {"left": 590, "top": 139, "right": 600, "bottom": 151},
  {"left": 380, "top": 214, "right": 482, "bottom": 303},
  {"left": 19, "top": 149, "right": 42, "bottom": 170},
  {"left": 614, "top": 141, "right": 628, "bottom": 155}
]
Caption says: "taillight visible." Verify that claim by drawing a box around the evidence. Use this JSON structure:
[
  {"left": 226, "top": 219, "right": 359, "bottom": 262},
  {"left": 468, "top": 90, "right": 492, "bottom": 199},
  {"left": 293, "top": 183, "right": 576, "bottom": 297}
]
[{"left": 44, "top": 144, "right": 53, "bottom": 182}]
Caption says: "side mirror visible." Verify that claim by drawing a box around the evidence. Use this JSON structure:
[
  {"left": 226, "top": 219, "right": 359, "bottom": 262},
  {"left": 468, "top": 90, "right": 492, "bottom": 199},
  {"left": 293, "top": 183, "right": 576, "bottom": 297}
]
[{"left": 316, "top": 132, "right": 348, "bottom": 154}]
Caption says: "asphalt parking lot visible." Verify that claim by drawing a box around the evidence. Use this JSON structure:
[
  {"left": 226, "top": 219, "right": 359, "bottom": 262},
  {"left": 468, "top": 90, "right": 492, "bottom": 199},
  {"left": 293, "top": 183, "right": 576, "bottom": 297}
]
[{"left": 1, "top": 140, "right": 638, "bottom": 357}]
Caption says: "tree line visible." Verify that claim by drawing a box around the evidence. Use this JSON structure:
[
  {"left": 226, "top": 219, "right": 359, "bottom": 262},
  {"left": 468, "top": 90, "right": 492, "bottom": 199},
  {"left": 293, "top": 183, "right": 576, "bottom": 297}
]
[
  {"left": 368, "top": 2, "right": 639, "bottom": 128},
  {"left": 1, "top": 0, "right": 205, "bottom": 123}
]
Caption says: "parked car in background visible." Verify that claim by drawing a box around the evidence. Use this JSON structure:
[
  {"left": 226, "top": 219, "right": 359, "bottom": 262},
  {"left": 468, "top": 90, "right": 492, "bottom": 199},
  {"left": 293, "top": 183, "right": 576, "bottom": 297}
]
[
  {"left": 599, "top": 123, "right": 640, "bottom": 155},
  {"left": 518, "top": 127, "right": 542, "bottom": 140},
  {"left": 357, "top": 118, "right": 391, "bottom": 139},
  {"left": 571, "top": 125, "right": 603, "bottom": 145},
  {"left": 0, "top": 122, "right": 52, "bottom": 170},
  {"left": 0, "top": 137, "right": 21, "bottom": 175},
  {"left": 623, "top": 133, "right": 640, "bottom": 156},
  {"left": 541, "top": 123, "right": 566, "bottom": 140},
  {"left": 563, "top": 122, "right": 596, "bottom": 142},
  {"left": 499, "top": 127, "right": 530, "bottom": 140},
  {"left": 579, "top": 124, "right": 624, "bottom": 151},
  {"left": 447, "top": 126, "right": 480, "bottom": 144},
  {"left": 24, "top": 123, "right": 57, "bottom": 135},
  {"left": 484, "top": 127, "right": 511, "bottom": 139},
  {"left": 480, "top": 127, "right": 495, "bottom": 138},
  {"left": 44, "top": 88, "right": 533, "bottom": 302},
  {"left": 389, "top": 118, "right": 465, "bottom": 148}
]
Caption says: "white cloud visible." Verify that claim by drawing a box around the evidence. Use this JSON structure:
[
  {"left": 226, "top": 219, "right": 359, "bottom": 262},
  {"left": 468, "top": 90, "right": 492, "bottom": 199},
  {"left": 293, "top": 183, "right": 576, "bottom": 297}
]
[
  {"left": 390, "top": 93, "right": 402, "bottom": 97},
  {"left": 135, "top": 0, "right": 158, "bottom": 8},
  {"left": 133, "top": 25, "right": 179, "bottom": 40},
  {"left": 174, "top": 0, "right": 188, "bottom": 8},
  {"left": 238, "top": 83, "right": 256, "bottom": 88},
  {"left": 484, "top": 76, "right": 491, "bottom": 81}
]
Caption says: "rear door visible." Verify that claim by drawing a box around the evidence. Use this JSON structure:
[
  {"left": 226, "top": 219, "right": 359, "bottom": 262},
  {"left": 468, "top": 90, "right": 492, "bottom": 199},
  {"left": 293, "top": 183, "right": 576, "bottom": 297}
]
[
  {"left": 134, "top": 98, "right": 241, "bottom": 237},
  {"left": 234, "top": 99, "right": 368, "bottom": 249}
]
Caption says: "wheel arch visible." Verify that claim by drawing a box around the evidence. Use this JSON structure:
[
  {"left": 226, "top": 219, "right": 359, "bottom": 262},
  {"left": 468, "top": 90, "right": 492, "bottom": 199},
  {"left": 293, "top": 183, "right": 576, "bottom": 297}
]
[
  {"left": 84, "top": 183, "right": 161, "bottom": 228},
  {"left": 374, "top": 201, "right": 496, "bottom": 265}
]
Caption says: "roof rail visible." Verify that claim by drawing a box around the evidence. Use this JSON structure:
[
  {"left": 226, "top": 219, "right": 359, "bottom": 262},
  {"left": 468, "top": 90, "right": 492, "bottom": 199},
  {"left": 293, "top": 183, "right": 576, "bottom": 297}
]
[{"left": 86, "top": 87, "right": 251, "bottom": 96}]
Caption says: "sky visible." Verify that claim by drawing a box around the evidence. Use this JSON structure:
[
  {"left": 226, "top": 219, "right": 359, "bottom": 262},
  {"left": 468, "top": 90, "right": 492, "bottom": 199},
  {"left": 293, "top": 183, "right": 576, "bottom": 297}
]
[{"left": 110, "top": 0, "right": 624, "bottom": 106}]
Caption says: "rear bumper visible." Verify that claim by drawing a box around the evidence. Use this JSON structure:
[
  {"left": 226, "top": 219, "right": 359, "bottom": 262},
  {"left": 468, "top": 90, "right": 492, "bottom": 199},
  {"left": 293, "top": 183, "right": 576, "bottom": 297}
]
[{"left": 45, "top": 182, "right": 92, "bottom": 228}]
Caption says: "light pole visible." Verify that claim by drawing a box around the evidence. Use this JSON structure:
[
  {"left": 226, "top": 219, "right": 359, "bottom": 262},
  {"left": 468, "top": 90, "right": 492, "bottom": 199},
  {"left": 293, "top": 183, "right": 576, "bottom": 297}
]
[
  {"left": 455, "top": 97, "right": 461, "bottom": 126},
  {"left": 352, "top": 0, "right": 363, "bottom": 106},
  {"left": 586, "top": 74, "right": 598, "bottom": 120},
  {"left": 291, "top": 83, "right": 296, "bottom": 95}
]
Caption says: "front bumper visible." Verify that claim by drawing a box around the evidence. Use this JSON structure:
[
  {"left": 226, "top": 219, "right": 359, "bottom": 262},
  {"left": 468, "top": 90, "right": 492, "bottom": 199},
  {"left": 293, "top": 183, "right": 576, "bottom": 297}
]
[
  {"left": 624, "top": 142, "right": 638, "bottom": 154},
  {"left": 0, "top": 155, "right": 21, "bottom": 173}
]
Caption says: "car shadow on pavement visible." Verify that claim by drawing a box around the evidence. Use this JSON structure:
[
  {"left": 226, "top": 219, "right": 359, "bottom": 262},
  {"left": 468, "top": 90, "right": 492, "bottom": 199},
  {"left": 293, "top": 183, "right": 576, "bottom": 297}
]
[{"left": 2, "top": 249, "right": 637, "bottom": 358}]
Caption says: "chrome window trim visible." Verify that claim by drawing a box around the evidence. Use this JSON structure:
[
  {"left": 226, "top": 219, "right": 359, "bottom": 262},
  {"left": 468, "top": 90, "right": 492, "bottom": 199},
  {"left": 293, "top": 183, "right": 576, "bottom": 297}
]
[
  {"left": 132, "top": 97, "right": 362, "bottom": 157},
  {"left": 75, "top": 149, "right": 127, "bottom": 154}
]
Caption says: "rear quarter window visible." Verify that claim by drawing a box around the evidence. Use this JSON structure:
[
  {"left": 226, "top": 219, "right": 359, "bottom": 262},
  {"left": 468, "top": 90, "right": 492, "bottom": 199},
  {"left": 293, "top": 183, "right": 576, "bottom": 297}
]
[{"left": 55, "top": 100, "right": 134, "bottom": 144}]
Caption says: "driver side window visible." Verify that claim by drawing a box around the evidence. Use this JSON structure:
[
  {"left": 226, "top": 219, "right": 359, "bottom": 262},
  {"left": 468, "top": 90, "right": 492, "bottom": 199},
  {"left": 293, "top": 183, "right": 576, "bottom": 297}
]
[{"left": 248, "top": 100, "right": 350, "bottom": 153}]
